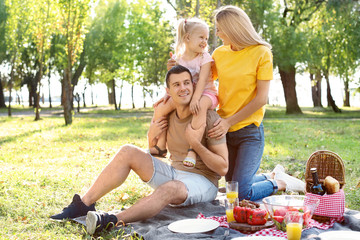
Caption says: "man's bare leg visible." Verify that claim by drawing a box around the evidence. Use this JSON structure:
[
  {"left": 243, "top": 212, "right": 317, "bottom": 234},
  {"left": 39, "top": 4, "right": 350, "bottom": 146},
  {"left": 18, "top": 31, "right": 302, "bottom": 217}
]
[
  {"left": 81, "top": 144, "right": 155, "bottom": 206},
  {"left": 115, "top": 180, "right": 188, "bottom": 223}
]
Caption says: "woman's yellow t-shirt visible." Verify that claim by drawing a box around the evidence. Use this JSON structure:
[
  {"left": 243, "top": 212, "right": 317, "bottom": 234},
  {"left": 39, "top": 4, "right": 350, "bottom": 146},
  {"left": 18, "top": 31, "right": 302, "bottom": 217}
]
[{"left": 212, "top": 44, "right": 273, "bottom": 132}]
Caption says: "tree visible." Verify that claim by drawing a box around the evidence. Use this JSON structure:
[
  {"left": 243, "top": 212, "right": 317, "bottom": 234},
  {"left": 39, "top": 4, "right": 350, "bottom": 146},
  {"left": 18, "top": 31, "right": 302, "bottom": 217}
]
[
  {"left": 327, "top": 0, "right": 360, "bottom": 107},
  {"left": 32, "top": 0, "right": 59, "bottom": 120},
  {"left": 58, "top": 0, "right": 90, "bottom": 125},
  {"left": 84, "top": 0, "right": 127, "bottom": 110},
  {"left": 0, "top": 0, "right": 7, "bottom": 108},
  {"left": 5, "top": 0, "right": 32, "bottom": 116},
  {"left": 270, "top": 0, "right": 327, "bottom": 114}
]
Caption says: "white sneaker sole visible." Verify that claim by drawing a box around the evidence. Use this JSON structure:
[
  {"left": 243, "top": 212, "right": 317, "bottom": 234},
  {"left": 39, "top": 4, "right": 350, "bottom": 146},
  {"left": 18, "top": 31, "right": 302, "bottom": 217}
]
[{"left": 86, "top": 211, "right": 97, "bottom": 235}]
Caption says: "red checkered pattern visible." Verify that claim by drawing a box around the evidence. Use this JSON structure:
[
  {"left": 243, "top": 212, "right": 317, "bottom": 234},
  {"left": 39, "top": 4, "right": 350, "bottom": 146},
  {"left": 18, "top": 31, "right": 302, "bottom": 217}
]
[
  {"left": 305, "top": 189, "right": 345, "bottom": 218},
  {"left": 197, "top": 212, "right": 342, "bottom": 237}
]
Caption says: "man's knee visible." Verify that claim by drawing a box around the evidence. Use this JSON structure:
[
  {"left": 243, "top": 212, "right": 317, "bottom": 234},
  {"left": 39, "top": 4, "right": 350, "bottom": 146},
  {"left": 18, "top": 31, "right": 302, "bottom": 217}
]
[
  {"left": 113, "top": 144, "right": 143, "bottom": 164},
  {"left": 156, "top": 180, "right": 187, "bottom": 204}
]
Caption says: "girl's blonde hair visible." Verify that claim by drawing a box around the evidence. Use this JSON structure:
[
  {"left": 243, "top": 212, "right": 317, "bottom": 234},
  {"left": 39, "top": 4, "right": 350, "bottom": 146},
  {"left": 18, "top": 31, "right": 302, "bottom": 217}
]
[
  {"left": 214, "top": 5, "right": 271, "bottom": 50},
  {"left": 174, "top": 18, "right": 209, "bottom": 58}
]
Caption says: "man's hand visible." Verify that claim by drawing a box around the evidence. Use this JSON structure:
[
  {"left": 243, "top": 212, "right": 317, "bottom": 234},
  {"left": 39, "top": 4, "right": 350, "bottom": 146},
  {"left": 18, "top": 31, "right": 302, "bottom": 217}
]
[
  {"left": 148, "top": 117, "right": 168, "bottom": 147},
  {"left": 185, "top": 123, "right": 206, "bottom": 147},
  {"left": 167, "top": 52, "right": 176, "bottom": 71},
  {"left": 208, "top": 118, "right": 230, "bottom": 140},
  {"left": 153, "top": 94, "right": 171, "bottom": 108}
]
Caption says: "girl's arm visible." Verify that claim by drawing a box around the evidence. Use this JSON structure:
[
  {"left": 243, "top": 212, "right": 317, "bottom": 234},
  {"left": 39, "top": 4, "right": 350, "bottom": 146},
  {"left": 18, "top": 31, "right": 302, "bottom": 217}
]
[
  {"left": 190, "top": 62, "right": 211, "bottom": 115},
  {"left": 147, "top": 116, "right": 168, "bottom": 148},
  {"left": 208, "top": 79, "right": 270, "bottom": 139}
]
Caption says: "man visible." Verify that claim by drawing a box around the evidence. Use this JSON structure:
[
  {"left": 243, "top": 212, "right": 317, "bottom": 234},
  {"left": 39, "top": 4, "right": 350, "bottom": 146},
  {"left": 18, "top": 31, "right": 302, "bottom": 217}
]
[{"left": 50, "top": 65, "right": 229, "bottom": 235}]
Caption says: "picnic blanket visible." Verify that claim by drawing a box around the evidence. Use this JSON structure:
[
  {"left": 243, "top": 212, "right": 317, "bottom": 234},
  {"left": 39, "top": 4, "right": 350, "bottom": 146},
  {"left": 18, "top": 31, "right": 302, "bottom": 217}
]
[{"left": 73, "top": 198, "right": 360, "bottom": 239}]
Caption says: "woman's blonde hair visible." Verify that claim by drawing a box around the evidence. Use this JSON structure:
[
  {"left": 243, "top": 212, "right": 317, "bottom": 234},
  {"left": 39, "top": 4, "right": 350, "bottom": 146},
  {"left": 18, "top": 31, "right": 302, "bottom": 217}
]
[
  {"left": 174, "top": 18, "right": 209, "bottom": 58},
  {"left": 214, "top": 5, "right": 271, "bottom": 50}
]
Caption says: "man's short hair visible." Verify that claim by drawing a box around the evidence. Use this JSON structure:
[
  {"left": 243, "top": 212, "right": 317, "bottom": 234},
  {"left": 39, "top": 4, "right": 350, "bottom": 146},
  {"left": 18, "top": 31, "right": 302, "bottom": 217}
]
[{"left": 165, "top": 65, "right": 193, "bottom": 88}]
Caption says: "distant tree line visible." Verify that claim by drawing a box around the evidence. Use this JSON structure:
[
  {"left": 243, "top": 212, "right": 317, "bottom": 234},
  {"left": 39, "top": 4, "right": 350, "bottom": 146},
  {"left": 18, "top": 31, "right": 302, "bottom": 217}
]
[{"left": 0, "top": 0, "right": 359, "bottom": 125}]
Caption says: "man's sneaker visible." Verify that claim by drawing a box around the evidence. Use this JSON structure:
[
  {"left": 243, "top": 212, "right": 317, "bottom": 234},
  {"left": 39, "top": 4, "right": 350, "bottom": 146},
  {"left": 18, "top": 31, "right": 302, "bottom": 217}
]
[
  {"left": 50, "top": 194, "right": 96, "bottom": 220},
  {"left": 275, "top": 171, "right": 306, "bottom": 193},
  {"left": 86, "top": 211, "right": 118, "bottom": 235}
]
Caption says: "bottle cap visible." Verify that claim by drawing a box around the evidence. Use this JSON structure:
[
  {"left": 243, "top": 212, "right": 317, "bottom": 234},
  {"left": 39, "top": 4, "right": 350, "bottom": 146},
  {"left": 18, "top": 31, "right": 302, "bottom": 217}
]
[{"left": 310, "top": 167, "right": 317, "bottom": 173}]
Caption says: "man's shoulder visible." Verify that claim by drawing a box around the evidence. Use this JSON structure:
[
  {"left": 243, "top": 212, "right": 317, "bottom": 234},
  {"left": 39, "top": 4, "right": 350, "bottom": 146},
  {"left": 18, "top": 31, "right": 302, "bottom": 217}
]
[{"left": 205, "top": 110, "right": 220, "bottom": 128}]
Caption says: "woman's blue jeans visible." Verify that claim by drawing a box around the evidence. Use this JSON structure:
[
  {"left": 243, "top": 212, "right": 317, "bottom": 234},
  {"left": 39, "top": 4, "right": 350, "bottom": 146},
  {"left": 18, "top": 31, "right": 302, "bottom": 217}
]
[{"left": 226, "top": 123, "right": 277, "bottom": 201}]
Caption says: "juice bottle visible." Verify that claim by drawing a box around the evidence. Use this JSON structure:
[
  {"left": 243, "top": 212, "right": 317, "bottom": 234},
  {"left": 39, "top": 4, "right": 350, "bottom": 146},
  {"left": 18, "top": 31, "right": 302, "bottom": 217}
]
[{"left": 286, "top": 222, "right": 302, "bottom": 240}]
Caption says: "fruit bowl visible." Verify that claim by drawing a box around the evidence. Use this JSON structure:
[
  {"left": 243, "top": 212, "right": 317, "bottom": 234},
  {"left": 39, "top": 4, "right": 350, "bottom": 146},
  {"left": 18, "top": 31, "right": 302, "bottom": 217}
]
[{"left": 262, "top": 195, "right": 320, "bottom": 231}]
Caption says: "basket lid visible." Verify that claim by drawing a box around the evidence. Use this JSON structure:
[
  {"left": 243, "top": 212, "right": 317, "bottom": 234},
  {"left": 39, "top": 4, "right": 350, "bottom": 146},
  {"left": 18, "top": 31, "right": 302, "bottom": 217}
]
[{"left": 305, "top": 150, "right": 345, "bottom": 192}]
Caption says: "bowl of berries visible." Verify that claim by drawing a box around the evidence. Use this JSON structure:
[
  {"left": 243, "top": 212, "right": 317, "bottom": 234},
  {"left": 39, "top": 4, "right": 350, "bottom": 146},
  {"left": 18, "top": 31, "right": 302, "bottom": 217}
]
[{"left": 262, "top": 195, "right": 319, "bottom": 231}]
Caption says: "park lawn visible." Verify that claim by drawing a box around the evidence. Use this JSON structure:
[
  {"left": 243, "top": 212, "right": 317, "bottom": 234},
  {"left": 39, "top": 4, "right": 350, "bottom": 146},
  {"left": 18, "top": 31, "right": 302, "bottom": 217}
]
[{"left": 1, "top": 106, "right": 360, "bottom": 239}]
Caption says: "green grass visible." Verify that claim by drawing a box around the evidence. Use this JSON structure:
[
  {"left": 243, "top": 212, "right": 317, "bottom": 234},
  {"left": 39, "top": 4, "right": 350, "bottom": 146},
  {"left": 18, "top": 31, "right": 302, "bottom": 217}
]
[{"left": 1, "top": 105, "right": 360, "bottom": 239}]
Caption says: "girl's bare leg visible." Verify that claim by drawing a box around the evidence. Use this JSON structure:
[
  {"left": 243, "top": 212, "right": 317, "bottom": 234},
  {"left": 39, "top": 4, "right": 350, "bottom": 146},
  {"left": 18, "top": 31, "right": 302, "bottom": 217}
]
[
  {"left": 183, "top": 96, "right": 213, "bottom": 168},
  {"left": 150, "top": 98, "right": 175, "bottom": 156}
]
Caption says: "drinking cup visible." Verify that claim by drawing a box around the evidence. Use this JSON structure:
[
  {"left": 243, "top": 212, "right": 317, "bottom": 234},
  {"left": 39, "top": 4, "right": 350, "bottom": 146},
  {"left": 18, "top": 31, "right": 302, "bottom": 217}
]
[
  {"left": 285, "top": 211, "right": 303, "bottom": 240},
  {"left": 225, "top": 198, "right": 238, "bottom": 223},
  {"left": 226, "top": 181, "right": 238, "bottom": 203}
]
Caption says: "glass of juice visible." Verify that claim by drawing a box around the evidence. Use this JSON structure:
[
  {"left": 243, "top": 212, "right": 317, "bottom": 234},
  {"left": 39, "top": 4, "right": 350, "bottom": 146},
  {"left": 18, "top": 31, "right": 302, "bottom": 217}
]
[
  {"left": 225, "top": 198, "right": 238, "bottom": 223},
  {"left": 285, "top": 211, "right": 303, "bottom": 240},
  {"left": 226, "top": 181, "right": 238, "bottom": 203}
]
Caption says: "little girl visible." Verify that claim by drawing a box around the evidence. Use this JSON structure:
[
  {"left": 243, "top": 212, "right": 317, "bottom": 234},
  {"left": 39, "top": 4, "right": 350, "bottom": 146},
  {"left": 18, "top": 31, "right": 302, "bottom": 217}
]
[{"left": 150, "top": 18, "right": 218, "bottom": 169}]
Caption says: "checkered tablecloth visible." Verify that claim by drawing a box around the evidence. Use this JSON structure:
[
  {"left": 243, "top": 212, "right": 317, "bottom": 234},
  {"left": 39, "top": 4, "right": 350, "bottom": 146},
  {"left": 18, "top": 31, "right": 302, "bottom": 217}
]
[{"left": 197, "top": 212, "right": 343, "bottom": 238}]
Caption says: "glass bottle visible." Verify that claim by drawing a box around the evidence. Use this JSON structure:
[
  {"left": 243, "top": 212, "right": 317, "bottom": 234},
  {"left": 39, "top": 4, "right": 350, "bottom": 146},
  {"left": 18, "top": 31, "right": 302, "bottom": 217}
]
[{"left": 310, "top": 168, "right": 325, "bottom": 195}]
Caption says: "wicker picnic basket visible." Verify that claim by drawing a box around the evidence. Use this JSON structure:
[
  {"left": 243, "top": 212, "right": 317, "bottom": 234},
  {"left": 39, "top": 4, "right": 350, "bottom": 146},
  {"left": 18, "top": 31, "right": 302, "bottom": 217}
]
[{"left": 305, "top": 150, "right": 346, "bottom": 222}]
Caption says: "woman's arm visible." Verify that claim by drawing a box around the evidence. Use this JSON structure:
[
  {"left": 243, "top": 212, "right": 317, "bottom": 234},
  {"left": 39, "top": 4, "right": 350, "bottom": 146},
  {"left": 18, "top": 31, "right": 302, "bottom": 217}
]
[
  {"left": 208, "top": 79, "right": 270, "bottom": 139},
  {"left": 190, "top": 62, "right": 211, "bottom": 115}
]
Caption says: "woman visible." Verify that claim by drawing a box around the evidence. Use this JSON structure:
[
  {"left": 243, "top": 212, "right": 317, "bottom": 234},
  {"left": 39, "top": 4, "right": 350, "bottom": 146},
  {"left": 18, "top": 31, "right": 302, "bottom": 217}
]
[{"left": 208, "top": 5, "right": 304, "bottom": 200}]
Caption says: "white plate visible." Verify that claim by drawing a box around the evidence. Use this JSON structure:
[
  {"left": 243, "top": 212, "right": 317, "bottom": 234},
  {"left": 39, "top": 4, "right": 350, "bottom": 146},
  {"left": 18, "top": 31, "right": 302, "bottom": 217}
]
[
  {"left": 168, "top": 218, "right": 220, "bottom": 233},
  {"left": 319, "top": 230, "right": 360, "bottom": 240},
  {"left": 232, "top": 237, "right": 286, "bottom": 240}
]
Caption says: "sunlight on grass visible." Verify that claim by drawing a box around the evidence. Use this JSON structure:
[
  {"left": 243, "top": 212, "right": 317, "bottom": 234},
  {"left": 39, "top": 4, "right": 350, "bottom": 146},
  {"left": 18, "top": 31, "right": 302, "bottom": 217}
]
[{"left": 1, "top": 106, "right": 360, "bottom": 238}]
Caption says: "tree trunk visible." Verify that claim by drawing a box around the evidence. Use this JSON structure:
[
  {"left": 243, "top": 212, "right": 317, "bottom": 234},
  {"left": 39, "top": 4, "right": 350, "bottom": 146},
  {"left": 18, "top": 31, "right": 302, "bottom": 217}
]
[
  {"left": 278, "top": 66, "right": 302, "bottom": 114},
  {"left": 63, "top": 67, "right": 73, "bottom": 125},
  {"left": 343, "top": 77, "right": 350, "bottom": 107},
  {"left": 8, "top": 84, "right": 12, "bottom": 117},
  {"left": 131, "top": 84, "right": 135, "bottom": 109},
  {"left": 82, "top": 83, "right": 87, "bottom": 108},
  {"left": 195, "top": 0, "right": 200, "bottom": 17},
  {"left": 211, "top": 0, "right": 221, "bottom": 52},
  {"left": 35, "top": 67, "right": 42, "bottom": 121},
  {"left": 0, "top": 76, "right": 6, "bottom": 108},
  {"left": 48, "top": 64, "right": 52, "bottom": 108},
  {"left": 310, "top": 71, "right": 322, "bottom": 107},
  {"left": 324, "top": 71, "right": 341, "bottom": 113},
  {"left": 143, "top": 88, "right": 146, "bottom": 108},
  {"left": 118, "top": 80, "right": 123, "bottom": 110},
  {"left": 112, "top": 79, "right": 117, "bottom": 110},
  {"left": 91, "top": 85, "right": 94, "bottom": 106}
]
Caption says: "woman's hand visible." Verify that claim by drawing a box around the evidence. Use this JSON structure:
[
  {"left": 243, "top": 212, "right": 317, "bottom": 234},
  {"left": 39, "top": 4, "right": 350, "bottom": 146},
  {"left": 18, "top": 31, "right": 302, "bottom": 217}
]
[
  {"left": 208, "top": 118, "right": 230, "bottom": 140},
  {"left": 167, "top": 52, "right": 176, "bottom": 71}
]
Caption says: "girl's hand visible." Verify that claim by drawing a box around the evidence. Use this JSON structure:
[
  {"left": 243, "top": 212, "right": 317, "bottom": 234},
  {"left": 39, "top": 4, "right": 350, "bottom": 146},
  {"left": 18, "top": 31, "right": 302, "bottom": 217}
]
[
  {"left": 190, "top": 97, "right": 200, "bottom": 115},
  {"left": 148, "top": 117, "right": 168, "bottom": 146},
  {"left": 153, "top": 94, "right": 170, "bottom": 108},
  {"left": 167, "top": 52, "right": 176, "bottom": 71},
  {"left": 208, "top": 118, "right": 230, "bottom": 140}
]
